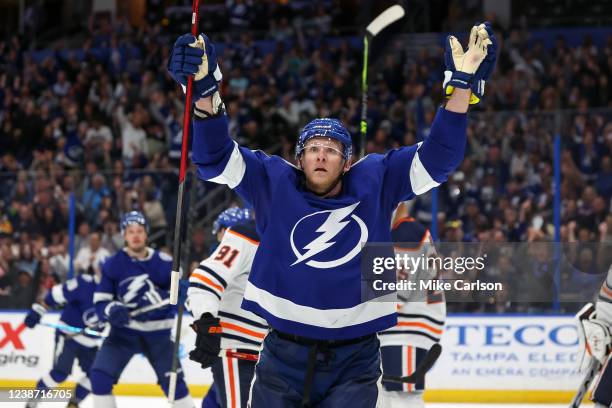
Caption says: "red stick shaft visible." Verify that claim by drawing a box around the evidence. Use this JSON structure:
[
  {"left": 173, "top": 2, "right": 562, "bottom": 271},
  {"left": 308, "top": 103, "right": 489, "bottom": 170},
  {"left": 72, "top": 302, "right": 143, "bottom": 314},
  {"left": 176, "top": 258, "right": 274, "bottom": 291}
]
[{"left": 179, "top": 0, "right": 201, "bottom": 183}]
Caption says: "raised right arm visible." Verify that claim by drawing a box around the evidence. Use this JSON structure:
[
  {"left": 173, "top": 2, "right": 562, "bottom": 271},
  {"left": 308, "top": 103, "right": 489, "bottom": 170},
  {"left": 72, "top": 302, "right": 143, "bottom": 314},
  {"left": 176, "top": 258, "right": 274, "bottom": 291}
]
[{"left": 167, "top": 33, "right": 274, "bottom": 218}]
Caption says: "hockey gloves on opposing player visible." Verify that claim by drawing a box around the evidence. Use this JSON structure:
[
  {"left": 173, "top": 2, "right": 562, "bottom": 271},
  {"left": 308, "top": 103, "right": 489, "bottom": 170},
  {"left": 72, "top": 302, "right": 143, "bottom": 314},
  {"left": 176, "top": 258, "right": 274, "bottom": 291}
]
[
  {"left": 106, "top": 302, "right": 130, "bottom": 328},
  {"left": 443, "top": 22, "right": 496, "bottom": 104},
  {"left": 189, "top": 313, "right": 222, "bottom": 369},
  {"left": 167, "top": 33, "right": 223, "bottom": 101},
  {"left": 24, "top": 303, "right": 46, "bottom": 328}
]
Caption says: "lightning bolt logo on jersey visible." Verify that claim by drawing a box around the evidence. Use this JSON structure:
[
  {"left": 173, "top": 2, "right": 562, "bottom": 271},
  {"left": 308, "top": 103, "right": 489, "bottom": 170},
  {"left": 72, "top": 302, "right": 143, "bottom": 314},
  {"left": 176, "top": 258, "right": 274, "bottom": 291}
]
[
  {"left": 290, "top": 202, "right": 368, "bottom": 268},
  {"left": 82, "top": 307, "right": 105, "bottom": 331},
  {"left": 117, "top": 274, "right": 170, "bottom": 320}
]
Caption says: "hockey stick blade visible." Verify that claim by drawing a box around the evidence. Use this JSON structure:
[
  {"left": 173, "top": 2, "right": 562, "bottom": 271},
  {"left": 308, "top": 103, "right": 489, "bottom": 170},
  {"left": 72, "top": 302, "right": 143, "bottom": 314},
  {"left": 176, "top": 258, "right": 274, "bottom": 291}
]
[
  {"left": 382, "top": 343, "right": 442, "bottom": 384},
  {"left": 40, "top": 321, "right": 106, "bottom": 338},
  {"left": 366, "top": 4, "right": 405, "bottom": 37}
]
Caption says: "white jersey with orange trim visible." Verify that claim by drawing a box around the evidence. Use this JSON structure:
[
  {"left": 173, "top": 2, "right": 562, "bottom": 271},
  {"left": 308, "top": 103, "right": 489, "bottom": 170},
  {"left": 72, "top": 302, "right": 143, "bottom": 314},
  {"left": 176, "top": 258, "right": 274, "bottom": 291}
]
[
  {"left": 596, "top": 265, "right": 612, "bottom": 327},
  {"left": 188, "top": 221, "right": 268, "bottom": 351},
  {"left": 379, "top": 218, "right": 446, "bottom": 350}
]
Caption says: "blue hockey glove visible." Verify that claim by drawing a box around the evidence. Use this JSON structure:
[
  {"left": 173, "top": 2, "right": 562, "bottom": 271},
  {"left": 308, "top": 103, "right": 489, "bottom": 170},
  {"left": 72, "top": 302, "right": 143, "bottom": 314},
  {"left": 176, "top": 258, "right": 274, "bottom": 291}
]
[
  {"left": 106, "top": 302, "right": 130, "bottom": 328},
  {"left": 167, "top": 33, "right": 223, "bottom": 100},
  {"left": 470, "top": 22, "right": 498, "bottom": 103},
  {"left": 24, "top": 303, "right": 46, "bottom": 328},
  {"left": 189, "top": 313, "right": 222, "bottom": 369},
  {"left": 443, "top": 23, "right": 493, "bottom": 104}
]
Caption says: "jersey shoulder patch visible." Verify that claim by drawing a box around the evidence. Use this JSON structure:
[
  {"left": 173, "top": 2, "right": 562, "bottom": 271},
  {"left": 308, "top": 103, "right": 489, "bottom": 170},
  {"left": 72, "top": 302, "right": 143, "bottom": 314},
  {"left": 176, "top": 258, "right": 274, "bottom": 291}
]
[
  {"left": 80, "top": 274, "right": 94, "bottom": 283},
  {"left": 392, "top": 218, "right": 428, "bottom": 248},
  {"left": 158, "top": 251, "right": 173, "bottom": 262},
  {"left": 227, "top": 222, "right": 260, "bottom": 244}
]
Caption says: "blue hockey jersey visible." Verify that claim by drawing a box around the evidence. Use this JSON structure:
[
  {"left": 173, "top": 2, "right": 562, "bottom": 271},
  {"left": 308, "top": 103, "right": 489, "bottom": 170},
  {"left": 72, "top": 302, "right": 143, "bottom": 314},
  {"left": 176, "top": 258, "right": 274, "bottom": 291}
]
[
  {"left": 192, "top": 107, "right": 466, "bottom": 340},
  {"left": 45, "top": 274, "right": 102, "bottom": 348},
  {"left": 94, "top": 248, "right": 175, "bottom": 336}
]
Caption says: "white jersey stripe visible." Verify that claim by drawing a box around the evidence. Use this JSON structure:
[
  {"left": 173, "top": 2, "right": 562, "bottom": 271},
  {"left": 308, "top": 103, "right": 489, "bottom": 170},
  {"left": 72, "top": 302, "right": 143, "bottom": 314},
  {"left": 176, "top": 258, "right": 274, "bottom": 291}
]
[
  {"left": 244, "top": 281, "right": 395, "bottom": 329},
  {"left": 207, "top": 142, "right": 246, "bottom": 188},
  {"left": 93, "top": 292, "right": 114, "bottom": 303},
  {"left": 409, "top": 150, "right": 440, "bottom": 195},
  {"left": 126, "top": 318, "right": 174, "bottom": 332},
  {"left": 51, "top": 285, "right": 66, "bottom": 305}
]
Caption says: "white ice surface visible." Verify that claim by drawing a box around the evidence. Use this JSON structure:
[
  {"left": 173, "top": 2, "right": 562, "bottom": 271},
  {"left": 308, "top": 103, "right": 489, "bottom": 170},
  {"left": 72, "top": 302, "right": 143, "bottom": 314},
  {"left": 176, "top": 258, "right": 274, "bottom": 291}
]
[{"left": 3, "top": 396, "right": 596, "bottom": 407}]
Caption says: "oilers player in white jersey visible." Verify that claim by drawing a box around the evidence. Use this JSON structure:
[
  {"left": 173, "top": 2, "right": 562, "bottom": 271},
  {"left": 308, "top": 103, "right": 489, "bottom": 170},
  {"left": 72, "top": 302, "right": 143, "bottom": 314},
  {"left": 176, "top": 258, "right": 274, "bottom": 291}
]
[
  {"left": 577, "top": 264, "right": 612, "bottom": 407},
  {"left": 23, "top": 270, "right": 104, "bottom": 408},
  {"left": 378, "top": 202, "right": 445, "bottom": 408},
  {"left": 89, "top": 211, "right": 194, "bottom": 408},
  {"left": 167, "top": 22, "right": 496, "bottom": 407},
  {"left": 187, "top": 207, "right": 267, "bottom": 408}
]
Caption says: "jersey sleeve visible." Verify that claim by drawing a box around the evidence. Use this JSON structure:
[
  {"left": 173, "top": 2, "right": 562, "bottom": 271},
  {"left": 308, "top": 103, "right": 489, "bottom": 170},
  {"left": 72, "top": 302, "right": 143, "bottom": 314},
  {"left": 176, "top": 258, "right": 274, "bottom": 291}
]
[
  {"left": 382, "top": 107, "right": 467, "bottom": 205},
  {"left": 191, "top": 115, "right": 273, "bottom": 222},
  {"left": 94, "top": 260, "right": 117, "bottom": 321},
  {"left": 596, "top": 266, "right": 612, "bottom": 326},
  {"left": 188, "top": 228, "right": 258, "bottom": 319},
  {"left": 44, "top": 276, "right": 87, "bottom": 308}
]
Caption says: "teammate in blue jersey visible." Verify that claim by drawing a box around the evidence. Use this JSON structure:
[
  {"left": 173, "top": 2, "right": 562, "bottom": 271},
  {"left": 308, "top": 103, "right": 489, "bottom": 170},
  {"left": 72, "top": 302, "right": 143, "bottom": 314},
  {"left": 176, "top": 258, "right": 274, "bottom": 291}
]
[
  {"left": 168, "top": 23, "right": 496, "bottom": 407},
  {"left": 89, "top": 211, "right": 194, "bottom": 408},
  {"left": 23, "top": 271, "right": 104, "bottom": 408}
]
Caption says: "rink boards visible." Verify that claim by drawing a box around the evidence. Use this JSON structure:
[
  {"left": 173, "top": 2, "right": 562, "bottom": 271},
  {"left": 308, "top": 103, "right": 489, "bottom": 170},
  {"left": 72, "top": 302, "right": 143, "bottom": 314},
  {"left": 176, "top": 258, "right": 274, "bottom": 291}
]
[{"left": 0, "top": 311, "right": 587, "bottom": 403}]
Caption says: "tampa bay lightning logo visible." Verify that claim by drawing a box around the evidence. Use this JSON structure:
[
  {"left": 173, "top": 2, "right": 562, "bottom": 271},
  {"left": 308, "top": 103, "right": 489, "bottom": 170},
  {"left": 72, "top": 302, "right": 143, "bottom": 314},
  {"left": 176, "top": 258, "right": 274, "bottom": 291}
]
[
  {"left": 118, "top": 274, "right": 164, "bottom": 308},
  {"left": 82, "top": 307, "right": 104, "bottom": 330},
  {"left": 290, "top": 202, "right": 368, "bottom": 269}
]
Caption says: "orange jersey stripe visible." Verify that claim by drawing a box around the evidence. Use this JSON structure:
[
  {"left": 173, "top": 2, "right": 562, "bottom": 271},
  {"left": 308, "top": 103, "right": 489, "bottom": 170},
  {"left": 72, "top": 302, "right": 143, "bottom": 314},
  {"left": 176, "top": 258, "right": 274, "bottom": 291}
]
[
  {"left": 601, "top": 283, "right": 612, "bottom": 298},
  {"left": 392, "top": 217, "right": 416, "bottom": 230},
  {"left": 407, "top": 345, "right": 413, "bottom": 392},
  {"left": 191, "top": 273, "right": 224, "bottom": 292},
  {"left": 396, "top": 321, "right": 443, "bottom": 335},
  {"left": 220, "top": 322, "right": 266, "bottom": 339},
  {"left": 227, "top": 229, "right": 260, "bottom": 245},
  {"left": 226, "top": 356, "right": 237, "bottom": 408}
]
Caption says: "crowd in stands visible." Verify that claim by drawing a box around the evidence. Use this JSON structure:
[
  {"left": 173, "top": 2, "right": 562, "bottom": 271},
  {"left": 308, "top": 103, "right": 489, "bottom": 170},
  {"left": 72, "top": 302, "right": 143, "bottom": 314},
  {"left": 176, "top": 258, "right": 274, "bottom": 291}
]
[{"left": 0, "top": 3, "right": 611, "bottom": 311}]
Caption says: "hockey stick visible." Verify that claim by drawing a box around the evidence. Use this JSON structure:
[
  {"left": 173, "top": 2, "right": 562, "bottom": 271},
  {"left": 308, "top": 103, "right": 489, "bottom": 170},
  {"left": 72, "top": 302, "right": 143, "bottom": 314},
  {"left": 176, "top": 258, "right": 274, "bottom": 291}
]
[
  {"left": 168, "top": 0, "right": 201, "bottom": 403},
  {"left": 40, "top": 321, "right": 106, "bottom": 338},
  {"left": 130, "top": 298, "right": 171, "bottom": 317},
  {"left": 40, "top": 300, "right": 172, "bottom": 338},
  {"left": 382, "top": 343, "right": 442, "bottom": 384},
  {"left": 359, "top": 4, "right": 405, "bottom": 158},
  {"left": 569, "top": 357, "right": 602, "bottom": 407}
]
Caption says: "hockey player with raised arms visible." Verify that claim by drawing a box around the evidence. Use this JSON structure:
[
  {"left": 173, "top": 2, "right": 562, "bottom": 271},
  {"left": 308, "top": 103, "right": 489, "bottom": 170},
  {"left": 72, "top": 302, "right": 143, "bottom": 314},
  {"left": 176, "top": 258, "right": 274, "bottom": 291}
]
[
  {"left": 188, "top": 207, "right": 267, "bottom": 408},
  {"left": 23, "top": 268, "right": 104, "bottom": 408},
  {"left": 89, "top": 211, "right": 194, "bottom": 408},
  {"left": 168, "top": 22, "right": 496, "bottom": 407}
]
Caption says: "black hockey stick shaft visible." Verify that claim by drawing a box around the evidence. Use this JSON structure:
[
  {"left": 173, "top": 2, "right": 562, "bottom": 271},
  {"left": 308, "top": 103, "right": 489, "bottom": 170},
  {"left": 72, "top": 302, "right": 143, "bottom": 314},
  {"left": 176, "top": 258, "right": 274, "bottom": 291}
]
[
  {"left": 359, "top": 34, "right": 370, "bottom": 158},
  {"left": 359, "top": 4, "right": 405, "bottom": 158},
  {"left": 382, "top": 343, "right": 442, "bottom": 384},
  {"left": 569, "top": 358, "right": 601, "bottom": 408},
  {"left": 168, "top": 0, "right": 201, "bottom": 403}
]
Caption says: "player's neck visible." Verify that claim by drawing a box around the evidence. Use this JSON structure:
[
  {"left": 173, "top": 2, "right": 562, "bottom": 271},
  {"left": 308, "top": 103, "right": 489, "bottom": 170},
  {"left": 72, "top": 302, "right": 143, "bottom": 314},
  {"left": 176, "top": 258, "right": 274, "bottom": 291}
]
[
  {"left": 126, "top": 246, "right": 149, "bottom": 260},
  {"left": 306, "top": 178, "right": 343, "bottom": 198}
]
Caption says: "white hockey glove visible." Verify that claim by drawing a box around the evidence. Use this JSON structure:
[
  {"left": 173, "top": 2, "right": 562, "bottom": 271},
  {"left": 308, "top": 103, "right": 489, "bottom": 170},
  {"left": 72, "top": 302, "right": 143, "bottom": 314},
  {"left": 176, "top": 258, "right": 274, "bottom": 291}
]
[
  {"left": 443, "top": 23, "right": 494, "bottom": 104},
  {"left": 576, "top": 303, "right": 612, "bottom": 371}
]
